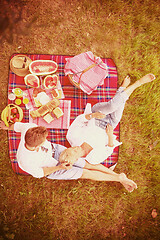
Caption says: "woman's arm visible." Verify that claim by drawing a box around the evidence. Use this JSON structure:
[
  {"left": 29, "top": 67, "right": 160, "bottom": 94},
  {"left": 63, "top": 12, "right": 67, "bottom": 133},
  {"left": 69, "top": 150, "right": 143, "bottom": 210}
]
[
  {"left": 106, "top": 124, "right": 114, "bottom": 147},
  {"left": 85, "top": 112, "right": 106, "bottom": 120}
]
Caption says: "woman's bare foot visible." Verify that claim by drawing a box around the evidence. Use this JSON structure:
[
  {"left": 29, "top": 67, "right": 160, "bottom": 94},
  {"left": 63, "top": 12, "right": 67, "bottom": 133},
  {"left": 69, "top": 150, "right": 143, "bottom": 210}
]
[
  {"left": 119, "top": 173, "right": 137, "bottom": 192},
  {"left": 137, "top": 73, "right": 155, "bottom": 86},
  {"left": 121, "top": 75, "right": 131, "bottom": 88}
]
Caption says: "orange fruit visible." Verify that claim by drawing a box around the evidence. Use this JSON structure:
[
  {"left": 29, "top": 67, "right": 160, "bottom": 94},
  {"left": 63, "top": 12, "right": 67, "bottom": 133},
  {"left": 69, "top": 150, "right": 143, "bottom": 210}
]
[
  {"left": 23, "top": 98, "right": 29, "bottom": 104},
  {"left": 15, "top": 99, "right": 22, "bottom": 105}
]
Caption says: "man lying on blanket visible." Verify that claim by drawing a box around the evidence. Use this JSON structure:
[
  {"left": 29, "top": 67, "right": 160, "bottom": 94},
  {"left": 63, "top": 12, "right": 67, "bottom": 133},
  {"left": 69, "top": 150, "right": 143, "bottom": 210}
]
[{"left": 0, "top": 74, "right": 155, "bottom": 192}]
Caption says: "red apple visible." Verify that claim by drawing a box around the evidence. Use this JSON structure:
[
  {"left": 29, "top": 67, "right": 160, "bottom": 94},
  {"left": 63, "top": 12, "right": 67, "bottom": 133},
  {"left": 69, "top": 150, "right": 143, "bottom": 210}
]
[
  {"left": 11, "top": 108, "right": 18, "bottom": 114},
  {"left": 16, "top": 113, "right": 20, "bottom": 119},
  {"left": 13, "top": 117, "right": 19, "bottom": 123}
]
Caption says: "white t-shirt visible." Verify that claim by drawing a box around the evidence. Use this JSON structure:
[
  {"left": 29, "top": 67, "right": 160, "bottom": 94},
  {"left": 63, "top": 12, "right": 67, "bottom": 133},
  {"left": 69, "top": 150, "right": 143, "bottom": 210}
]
[
  {"left": 66, "top": 105, "right": 122, "bottom": 164},
  {"left": 14, "top": 122, "right": 58, "bottom": 178}
]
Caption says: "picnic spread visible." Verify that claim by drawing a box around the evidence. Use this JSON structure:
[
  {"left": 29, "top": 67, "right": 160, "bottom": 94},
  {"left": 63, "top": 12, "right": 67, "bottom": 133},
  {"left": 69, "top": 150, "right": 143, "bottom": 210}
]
[{"left": 5, "top": 53, "right": 120, "bottom": 175}]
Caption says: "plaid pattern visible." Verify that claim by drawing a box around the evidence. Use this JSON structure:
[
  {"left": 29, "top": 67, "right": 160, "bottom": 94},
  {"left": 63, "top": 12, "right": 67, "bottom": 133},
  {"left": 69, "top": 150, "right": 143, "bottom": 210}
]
[{"left": 8, "top": 54, "right": 119, "bottom": 175}]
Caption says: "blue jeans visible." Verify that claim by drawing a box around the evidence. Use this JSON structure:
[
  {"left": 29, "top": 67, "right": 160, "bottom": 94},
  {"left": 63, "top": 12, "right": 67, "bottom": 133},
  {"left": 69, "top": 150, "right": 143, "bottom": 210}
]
[{"left": 91, "top": 87, "right": 129, "bottom": 129}]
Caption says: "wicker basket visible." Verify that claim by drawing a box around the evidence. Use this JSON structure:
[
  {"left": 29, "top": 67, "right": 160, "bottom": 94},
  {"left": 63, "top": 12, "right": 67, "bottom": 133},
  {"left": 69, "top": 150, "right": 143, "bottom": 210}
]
[
  {"left": 68, "top": 62, "right": 97, "bottom": 89},
  {"left": 10, "top": 55, "right": 32, "bottom": 76},
  {"left": 68, "top": 74, "right": 81, "bottom": 89}
]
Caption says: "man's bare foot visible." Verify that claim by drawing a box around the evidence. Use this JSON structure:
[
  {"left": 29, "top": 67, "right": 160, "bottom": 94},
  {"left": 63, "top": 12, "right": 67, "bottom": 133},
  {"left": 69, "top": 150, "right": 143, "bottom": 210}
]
[
  {"left": 137, "top": 73, "right": 155, "bottom": 86},
  {"left": 121, "top": 75, "right": 131, "bottom": 88},
  {"left": 119, "top": 173, "right": 137, "bottom": 192}
]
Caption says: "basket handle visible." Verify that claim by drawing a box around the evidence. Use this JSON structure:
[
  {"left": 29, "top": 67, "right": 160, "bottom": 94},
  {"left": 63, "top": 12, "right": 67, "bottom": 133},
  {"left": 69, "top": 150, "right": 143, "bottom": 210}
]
[
  {"left": 69, "top": 55, "right": 103, "bottom": 87},
  {"left": 78, "top": 62, "right": 97, "bottom": 84}
]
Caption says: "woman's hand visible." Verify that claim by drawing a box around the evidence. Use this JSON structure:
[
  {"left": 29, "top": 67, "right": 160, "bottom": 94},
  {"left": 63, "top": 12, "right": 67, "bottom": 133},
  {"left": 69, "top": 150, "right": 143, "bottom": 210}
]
[
  {"left": 106, "top": 124, "right": 114, "bottom": 147},
  {"left": 85, "top": 112, "right": 106, "bottom": 120},
  {"left": 106, "top": 124, "right": 113, "bottom": 136}
]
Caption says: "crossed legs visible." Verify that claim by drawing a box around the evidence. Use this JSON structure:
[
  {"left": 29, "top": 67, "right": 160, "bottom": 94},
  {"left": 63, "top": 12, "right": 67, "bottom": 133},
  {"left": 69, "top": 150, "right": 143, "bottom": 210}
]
[{"left": 89, "top": 73, "right": 155, "bottom": 128}]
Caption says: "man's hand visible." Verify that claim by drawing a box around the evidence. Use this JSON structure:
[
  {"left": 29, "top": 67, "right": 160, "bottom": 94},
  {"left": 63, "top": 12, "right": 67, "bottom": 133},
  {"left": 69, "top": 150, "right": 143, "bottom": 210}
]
[
  {"left": 60, "top": 162, "right": 73, "bottom": 170},
  {"left": 0, "top": 120, "right": 8, "bottom": 130},
  {"left": 0, "top": 120, "right": 14, "bottom": 131}
]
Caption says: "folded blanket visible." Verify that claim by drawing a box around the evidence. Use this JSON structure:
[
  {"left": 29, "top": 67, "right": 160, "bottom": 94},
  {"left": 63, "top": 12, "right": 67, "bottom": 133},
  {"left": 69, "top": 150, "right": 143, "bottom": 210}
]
[{"left": 64, "top": 51, "right": 108, "bottom": 95}]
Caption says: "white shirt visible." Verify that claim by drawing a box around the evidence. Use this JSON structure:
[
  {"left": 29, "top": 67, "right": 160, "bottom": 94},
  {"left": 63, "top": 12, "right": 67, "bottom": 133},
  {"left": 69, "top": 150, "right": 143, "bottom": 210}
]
[
  {"left": 14, "top": 122, "right": 58, "bottom": 178},
  {"left": 66, "top": 104, "right": 122, "bottom": 164}
]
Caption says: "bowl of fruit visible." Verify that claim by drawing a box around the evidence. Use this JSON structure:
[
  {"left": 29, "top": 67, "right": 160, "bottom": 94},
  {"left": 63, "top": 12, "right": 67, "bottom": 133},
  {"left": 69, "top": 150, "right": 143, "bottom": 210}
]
[{"left": 1, "top": 104, "right": 23, "bottom": 127}]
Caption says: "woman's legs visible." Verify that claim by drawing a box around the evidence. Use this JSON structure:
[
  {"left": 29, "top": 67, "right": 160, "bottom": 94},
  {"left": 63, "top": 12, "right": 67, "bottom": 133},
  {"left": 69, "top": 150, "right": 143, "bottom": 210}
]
[
  {"left": 80, "top": 167, "right": 137, "bottom": 192},
  {"left": 91, "top": 75, "right": 130, "bottom": 116},
  {"left": 123, "top": 73, "right": 155, "bottom": 97},
  {"left": 84, "top": 160, "right": 118, "bottom": 175},
  {"left": 91, "top": 74, "right": 155, "bottom": 129}
]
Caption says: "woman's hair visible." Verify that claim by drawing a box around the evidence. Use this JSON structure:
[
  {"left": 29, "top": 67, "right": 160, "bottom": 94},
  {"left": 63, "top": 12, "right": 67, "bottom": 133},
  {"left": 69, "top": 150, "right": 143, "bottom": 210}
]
[
  {"left": 25, "top": 126, "right": 48, "bottom": 147},
  {"left": 59, "top": 148, "right": 72, "bottom": 163},
  {"left": 59, "top": 146, "right": 81, "bottom": 165}
]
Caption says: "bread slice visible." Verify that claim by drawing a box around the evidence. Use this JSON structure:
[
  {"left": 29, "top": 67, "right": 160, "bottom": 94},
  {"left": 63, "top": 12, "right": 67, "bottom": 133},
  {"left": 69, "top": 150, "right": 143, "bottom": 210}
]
[
  {"left": 34, "top": 98, "right": 42, "bottom": 108},
  {"left": 30, "top": 110, "right": 41, "bottom": 119},
  {"left": 51, "top": 89, "right": 62, "bottom": 99},
  {"left": 52, "top": 107, "right": 64, "bottom": 118},
  {"left": 43, "top": 113, "right": 54, "bottom": 124},
  {"left": 46, "top": 99, "right": 60, "bottom": 112}
]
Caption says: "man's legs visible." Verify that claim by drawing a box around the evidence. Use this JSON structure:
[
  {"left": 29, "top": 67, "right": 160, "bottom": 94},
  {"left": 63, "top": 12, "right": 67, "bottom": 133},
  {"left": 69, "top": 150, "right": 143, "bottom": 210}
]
[{"left": 84, "top": 160, "right": 118, "bottom": 175}]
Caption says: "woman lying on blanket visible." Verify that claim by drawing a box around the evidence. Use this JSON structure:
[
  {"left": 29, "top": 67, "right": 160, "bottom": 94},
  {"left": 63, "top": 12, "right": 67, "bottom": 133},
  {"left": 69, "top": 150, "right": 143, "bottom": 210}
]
[
  {"left": 0, "top": 73, "right": 154, "bottom": 193},
  {"left": 65, "top": 73, "right": 155, "bottom": 164}
]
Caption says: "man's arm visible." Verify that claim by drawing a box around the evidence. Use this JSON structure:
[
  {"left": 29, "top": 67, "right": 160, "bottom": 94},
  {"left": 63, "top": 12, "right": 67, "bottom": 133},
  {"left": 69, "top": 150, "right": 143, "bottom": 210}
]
[
  {"left": 0, "top": 120, "right": 14, "bottom": 131},
  {"left": 42, "top": 162, "right": 72, "bottom": 177}
]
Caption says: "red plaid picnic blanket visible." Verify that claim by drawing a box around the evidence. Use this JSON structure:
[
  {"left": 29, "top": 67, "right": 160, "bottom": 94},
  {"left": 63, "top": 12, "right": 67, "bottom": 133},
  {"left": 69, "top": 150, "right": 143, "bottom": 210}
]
[{"left": 8, "top": 54, "right": 119, "bottom": 175}]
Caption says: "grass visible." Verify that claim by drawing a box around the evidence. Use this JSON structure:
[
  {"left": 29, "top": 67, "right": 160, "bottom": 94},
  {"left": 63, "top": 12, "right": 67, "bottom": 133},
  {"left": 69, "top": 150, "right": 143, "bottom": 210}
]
[{"left": 0, "top": 0, "right": 160, "bottom": 239}]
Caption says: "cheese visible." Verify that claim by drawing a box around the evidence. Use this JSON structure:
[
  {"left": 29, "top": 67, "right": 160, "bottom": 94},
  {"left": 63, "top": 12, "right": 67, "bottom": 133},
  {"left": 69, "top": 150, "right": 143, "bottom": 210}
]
[
  {"left": 52, "top": 107, "right": 64, "bottom": 118},
  {"left": 43, "top": 113, "right": 54, "bottom": 123}
]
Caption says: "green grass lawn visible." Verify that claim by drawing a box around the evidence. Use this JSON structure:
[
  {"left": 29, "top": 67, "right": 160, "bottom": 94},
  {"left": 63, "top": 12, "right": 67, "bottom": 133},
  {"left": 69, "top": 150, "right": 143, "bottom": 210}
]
[{"left": 0, "top": 0, "right": 160, "bottom": 239}]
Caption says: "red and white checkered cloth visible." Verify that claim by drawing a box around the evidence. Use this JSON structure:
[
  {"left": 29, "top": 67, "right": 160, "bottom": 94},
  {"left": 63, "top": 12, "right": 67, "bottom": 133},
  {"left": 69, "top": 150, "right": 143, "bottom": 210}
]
[
  {"left": 64, "top": 51, "right": 108, "bottom": 95},
  {"left": 29, "top": 99, "right": 71, "bottom": 129}
]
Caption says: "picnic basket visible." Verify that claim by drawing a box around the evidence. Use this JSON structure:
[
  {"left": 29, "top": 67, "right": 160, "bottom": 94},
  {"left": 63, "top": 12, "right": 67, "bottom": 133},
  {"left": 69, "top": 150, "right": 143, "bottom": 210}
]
[{"left": 10, "top": 55, "right": 32, "bottom": 76}]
